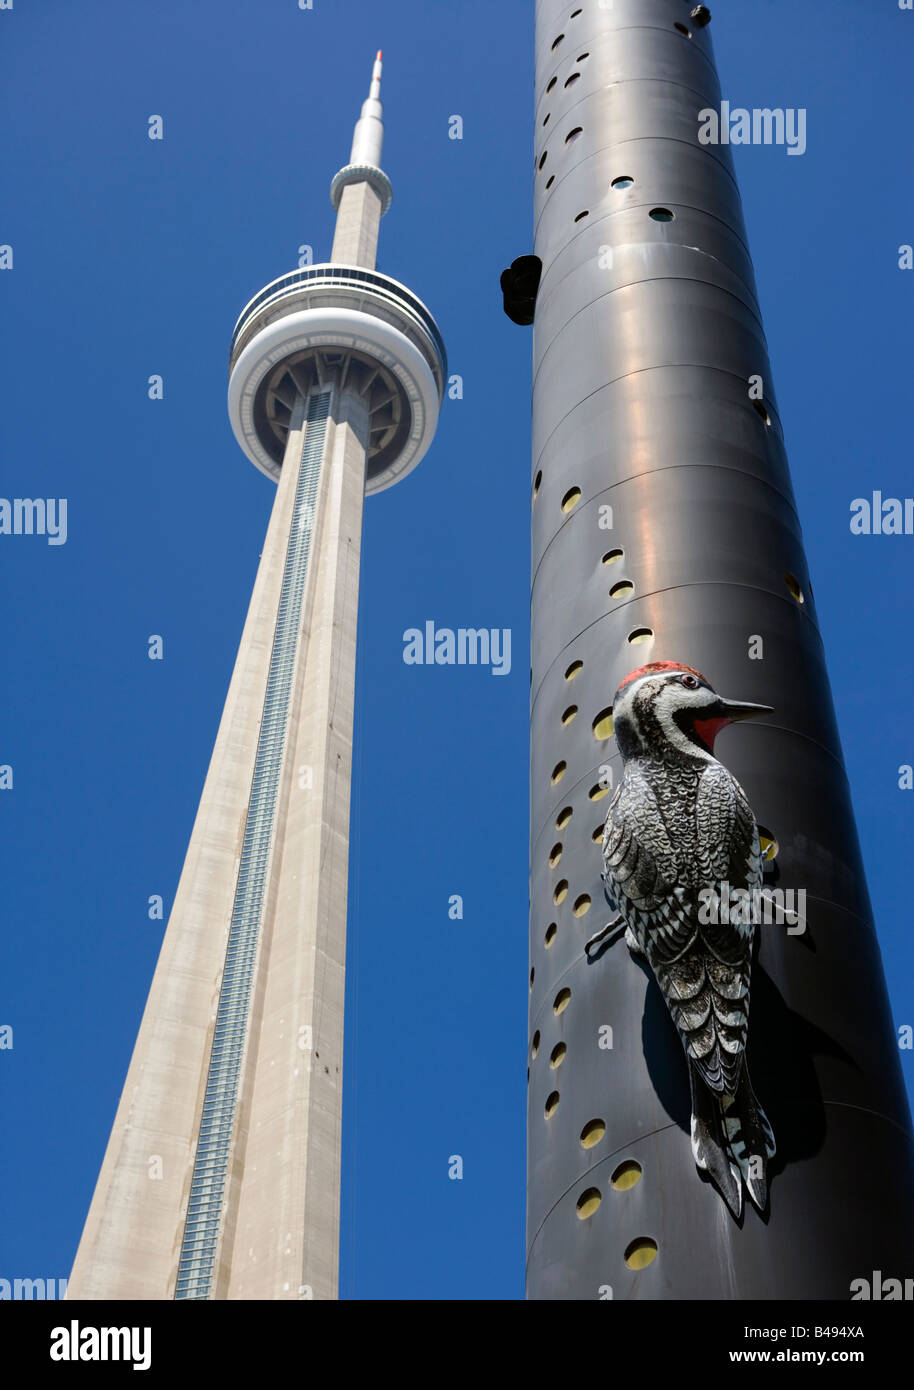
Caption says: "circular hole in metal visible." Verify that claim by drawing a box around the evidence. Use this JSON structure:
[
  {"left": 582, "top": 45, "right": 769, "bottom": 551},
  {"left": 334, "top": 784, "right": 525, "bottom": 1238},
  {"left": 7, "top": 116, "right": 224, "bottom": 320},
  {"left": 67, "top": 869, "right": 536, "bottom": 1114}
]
[
  {"left": 550, "top": 1042, "right": 566, "bottom": 1069},
  {"left": 592, "top": 825, "right": 603, "bottom": 843},
  {"left": 554, "top": 879, "right": 568, "bottom": 906},
  {"left": 565, "top": 126, "right": 583, "bottom": 144},
  {"left": 785, "top": 573, "right": 805, "bottom": 604},
  {"left": 546, "top": 175, "right": 555, "bottom": 189},
  {"left": 531, "top": 1030, "right": 540, "bottom": 1058},
  {"left": 539, "top": 151, "right": 548, "bottom": 170},
  {"left": 546, "top": 76, "right": 557, "bottom": 93},
  {"left": 577, "top": 51, "right": 589, "bottom": 61},
  {"left": 624, "top": 1237, "right": 658, "bottom": 1270},
  {"left": 565, "top": 73, "right": 581, "bottom": 88},
  {"left": 611, "top": 176, "right": 634, "bottom": 190},
  {"left": 649, "top": 207, "right": 675, "bottom": 222},
  {"left": 674, "top": 22, "right": 692, "bottom": 37},
  {"left": 602, "top": 548, "right": 624, "bottom": 564},
  {"left": 556, "top": 805, "right": 573, "bottom": 829},
  {"left": 543, "top": 112, "right": 551, "bottom": 127},
  {"left": 545, "top": 922, "right": 557, "bottom": 948},
  {"left": 549, "top": 842, "right": 563, "bottom": 868},
  {"left": 545, "top": 1090, "right": 560, "bottom": 1117},
  {"left": 530, "top": 966, "right": 535, "bottom": 989},
  {"left": 576, "top": 1188, "right": 602, "bottom": 1219},
  {"left": 574, "top": 209, "right": 589, "bottom": 222},
  {"left": 533, "top": 469, "right": 542, "bottom": 498},
  {"left": 610, "top": 580, "right": 634, "bottom": 600},
  {"left": 753, "top": 399, "right": 771, "bottom": 426},
  {"left": 553, "top": 987, "right": 571, "bottom": 1015},
  {"left": 757, "top": 826, "right": 779, "bottom": 861},
  {"left": 628, "top": 627, "right": 654, "bottom": 645},
  {"left": 612, "top": 1160, "right": 643, "bottom": 1191},
  {"left": 593, "top": 709, "right": 615, "bottom": 740},
  {"left": 551, "top": 760, "right": 567, "bottom": 784},
  {"left": 561, "top": 486, "right": 581, "bottom": 513},
  {"left": 580, "top": 1119, "right": 606, "bottom": 1149},
  {"left": 565, "top": 659, "right": 583, "bottom": 681},
  {"left": 573, "top": 894, "right": 591, "bottom": 918},
  {"left": 552, "top": 33, "right": 565, "bottom": 50},
  {"left": 589, "top": 783, "right": 610, "bottom": 802},
  {"left": 561, "top": 705, "right": 578, "bottom": 726}
]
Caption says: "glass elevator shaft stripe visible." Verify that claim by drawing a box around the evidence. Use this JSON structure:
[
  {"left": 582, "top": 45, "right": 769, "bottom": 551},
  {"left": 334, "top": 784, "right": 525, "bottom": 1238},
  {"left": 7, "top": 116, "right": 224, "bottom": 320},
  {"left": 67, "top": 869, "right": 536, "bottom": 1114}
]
[{"left": 174, "top": 390, "right": 331, "bottom": 1300}]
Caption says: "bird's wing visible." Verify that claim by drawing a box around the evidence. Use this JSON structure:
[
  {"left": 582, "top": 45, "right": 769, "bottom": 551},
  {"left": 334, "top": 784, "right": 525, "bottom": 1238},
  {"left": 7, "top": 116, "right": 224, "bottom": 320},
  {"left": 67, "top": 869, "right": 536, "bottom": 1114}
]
[
  {"left": 686, "top": 760, "right": 761, "bottom": 1092},
  {"left": 695, "top": 759, "right": 761, "bottom": 890},
  {"left": 602, "top": 767, "right": 694, "bottom": 963}
]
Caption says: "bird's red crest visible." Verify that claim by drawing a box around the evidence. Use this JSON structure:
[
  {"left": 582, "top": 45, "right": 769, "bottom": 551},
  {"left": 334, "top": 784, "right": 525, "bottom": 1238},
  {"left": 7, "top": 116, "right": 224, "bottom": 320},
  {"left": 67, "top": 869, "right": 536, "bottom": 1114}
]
[{"left": 615, "top": 661, "right": 707, "bottom": 695}]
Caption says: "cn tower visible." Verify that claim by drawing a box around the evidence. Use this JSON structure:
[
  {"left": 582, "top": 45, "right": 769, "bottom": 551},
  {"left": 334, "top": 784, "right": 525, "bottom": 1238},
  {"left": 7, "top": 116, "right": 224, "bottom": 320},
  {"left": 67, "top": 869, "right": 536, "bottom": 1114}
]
[{"left": 68, "top": 53, "right": 445, "bottom": 1301}]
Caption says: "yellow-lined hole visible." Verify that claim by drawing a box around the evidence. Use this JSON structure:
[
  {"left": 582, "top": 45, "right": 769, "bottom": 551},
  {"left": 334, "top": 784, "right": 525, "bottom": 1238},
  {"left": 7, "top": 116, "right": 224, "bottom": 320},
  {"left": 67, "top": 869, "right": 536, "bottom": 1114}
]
[
  {"left": 545, "top": 922, "right": 557, "bottom": 948},
  {"left": 576, "top": 1188, "right": 602, "bottom": 1220},
  {"left": 545, "top": 1090, "right": 560, "bottom": 1117},
  {"left": 553, "top": 987, "right": 571, "bottom": 1015},
  {"left": 556, "top": 806, "right": 573, "bottom": 829},
  {"left": 573, "top": 894, "right": 591, "bottom": 918},
  {"left": 624, "top": 1237, "right": 658, "bottom": 1270},
  {"left": 758, "top": 825, "right": 779, "bottom": 861},
  {"left": 554, "top": 880, "right": 568, "bottom": 906},
  {"left": 561, "top": 487, "right": 582, "bottom": 513},
  {"left": 593, "top": 710, "right": 614, "bottom": 740},
  {"left": 580, "top": 1119, "right": 606, "bottom": 1149},
  {"left": 551, "top": 760, "right": 567, "bottom": 784},
  {"left": 611, "top": 1160, "right": 643, "bottom": 1191},
  {"left": 785, "top": 573, "right": 805, "bottom": 604},
  {"left": 565, "top": 660, "right": 583, "bottom": 681},
  {"left": 610, "top": 581, "right": 634, "bottom": 600},
  {"left": 550, "top": 1042, "right": 566, "bottom": 1069},
  {"left": 589, "top": 783, "right": 609, "bottom": 802},
  {"left": 561, "top": 705, "right": 578, "bottom": 726},
  {"left": 602, "top": 548, "right": 623, "bottom": 565},
  {"left": 549, "top": 842, "right": 563, "bottom": 868}
]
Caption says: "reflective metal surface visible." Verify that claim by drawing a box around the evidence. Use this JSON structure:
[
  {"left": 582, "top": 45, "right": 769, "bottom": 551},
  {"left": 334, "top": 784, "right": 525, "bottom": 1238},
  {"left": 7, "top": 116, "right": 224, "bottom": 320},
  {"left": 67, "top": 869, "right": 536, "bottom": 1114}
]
[{"left": 527, "top": 0, "right": 914, "bottom": 1299}]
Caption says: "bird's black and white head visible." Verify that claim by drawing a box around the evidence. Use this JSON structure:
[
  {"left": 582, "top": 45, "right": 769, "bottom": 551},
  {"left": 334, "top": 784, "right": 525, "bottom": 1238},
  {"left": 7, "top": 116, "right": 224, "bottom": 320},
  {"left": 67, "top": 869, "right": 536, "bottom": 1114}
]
[{"left": 611, "top": 662, "right": 772, "bottom": 762}]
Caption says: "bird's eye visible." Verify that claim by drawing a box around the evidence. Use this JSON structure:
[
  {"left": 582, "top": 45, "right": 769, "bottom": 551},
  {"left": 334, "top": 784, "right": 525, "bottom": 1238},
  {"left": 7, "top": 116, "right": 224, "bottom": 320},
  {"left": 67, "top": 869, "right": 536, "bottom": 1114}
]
[{"left": 681, "top": 674, "right": 699, "bottom": 689}]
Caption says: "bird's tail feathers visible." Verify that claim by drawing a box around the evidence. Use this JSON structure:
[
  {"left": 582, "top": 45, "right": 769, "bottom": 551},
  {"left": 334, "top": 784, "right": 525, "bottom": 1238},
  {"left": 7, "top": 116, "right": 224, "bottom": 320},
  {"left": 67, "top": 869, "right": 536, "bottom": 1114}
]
[
  {"left": 721, "top": 1067, "right": 776, "bottom": 1213},
  {"left": 689, "top": 1062, "right": 742, "bottom": 1218},
  {"left": 689, "top": 1062, "right": 775, "bottom": 1217}
]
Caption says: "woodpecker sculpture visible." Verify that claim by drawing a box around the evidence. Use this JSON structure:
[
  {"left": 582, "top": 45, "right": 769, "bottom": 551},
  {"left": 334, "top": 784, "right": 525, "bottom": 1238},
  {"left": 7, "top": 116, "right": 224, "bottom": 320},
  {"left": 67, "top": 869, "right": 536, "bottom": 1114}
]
[{"left": 585, "top": 662, "right": 776, "bottom": 1217}]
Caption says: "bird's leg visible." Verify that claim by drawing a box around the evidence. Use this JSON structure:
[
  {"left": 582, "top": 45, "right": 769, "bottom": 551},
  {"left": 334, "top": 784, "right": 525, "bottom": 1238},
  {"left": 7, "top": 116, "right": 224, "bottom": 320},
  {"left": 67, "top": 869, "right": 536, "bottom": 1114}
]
[
  {"left": 585, "top": 915, "right": 626, "bottom": 957},
  {"left": 758, "top": 887, "right": 808, "bottom": 937}
]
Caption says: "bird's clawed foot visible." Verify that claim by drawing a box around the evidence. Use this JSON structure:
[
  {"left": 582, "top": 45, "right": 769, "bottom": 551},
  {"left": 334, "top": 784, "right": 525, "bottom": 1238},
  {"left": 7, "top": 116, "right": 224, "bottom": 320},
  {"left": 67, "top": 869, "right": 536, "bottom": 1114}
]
[{"left": 585, "top": 915, "right": 626, "bottom": 958}]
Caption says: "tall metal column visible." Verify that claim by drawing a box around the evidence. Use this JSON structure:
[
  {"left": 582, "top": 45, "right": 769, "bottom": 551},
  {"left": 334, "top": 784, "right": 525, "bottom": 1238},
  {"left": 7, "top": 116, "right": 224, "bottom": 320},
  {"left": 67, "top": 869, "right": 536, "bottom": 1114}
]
[{"left": 526, "top": 0, "right": 914, "bottom": 1298}]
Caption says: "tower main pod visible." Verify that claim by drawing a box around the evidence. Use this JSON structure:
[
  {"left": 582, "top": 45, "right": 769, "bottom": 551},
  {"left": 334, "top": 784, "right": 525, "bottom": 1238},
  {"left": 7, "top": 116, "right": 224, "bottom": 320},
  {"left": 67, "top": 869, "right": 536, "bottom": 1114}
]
[
  {"left": 526, "top": 2, "right": 914, "bottom": 1298},
  {"left": 69, "top": 54, "right": 445, "bottom": 1301}
]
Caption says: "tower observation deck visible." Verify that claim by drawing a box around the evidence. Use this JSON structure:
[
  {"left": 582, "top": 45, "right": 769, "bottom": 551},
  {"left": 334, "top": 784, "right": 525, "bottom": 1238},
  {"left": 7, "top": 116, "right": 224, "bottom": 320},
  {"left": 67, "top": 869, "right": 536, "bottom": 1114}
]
[{"left": 68, "top": 52, "right": 445, "bottom": 1302}]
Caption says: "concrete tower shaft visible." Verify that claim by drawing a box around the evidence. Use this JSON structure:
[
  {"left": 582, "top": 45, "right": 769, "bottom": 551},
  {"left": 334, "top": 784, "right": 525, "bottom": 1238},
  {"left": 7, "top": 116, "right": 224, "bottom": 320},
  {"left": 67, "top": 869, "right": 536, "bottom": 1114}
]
[
  {"left": 526, "top": 1, "right": 914, "bottom": 1298},
  {"left": 68, "top": 54, "right": 444, "bottom": 1302}
]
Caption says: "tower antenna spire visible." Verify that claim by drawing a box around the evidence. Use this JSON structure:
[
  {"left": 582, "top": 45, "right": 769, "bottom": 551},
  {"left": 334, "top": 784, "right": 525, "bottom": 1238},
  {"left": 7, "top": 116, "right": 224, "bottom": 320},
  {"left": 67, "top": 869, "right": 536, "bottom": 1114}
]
[
  {"left": 328, "top": 48, "right": 392, "bottom": 266},
  {"left": 369, "top": 49, "right": 382, "bottom": 100}
]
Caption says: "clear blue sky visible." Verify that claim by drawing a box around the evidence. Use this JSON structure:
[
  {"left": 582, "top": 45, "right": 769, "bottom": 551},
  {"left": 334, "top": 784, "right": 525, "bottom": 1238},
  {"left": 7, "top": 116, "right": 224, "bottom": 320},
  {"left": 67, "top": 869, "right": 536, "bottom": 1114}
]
[{"left": 1, "top": 0, "right": 912, "bottom": 1300}]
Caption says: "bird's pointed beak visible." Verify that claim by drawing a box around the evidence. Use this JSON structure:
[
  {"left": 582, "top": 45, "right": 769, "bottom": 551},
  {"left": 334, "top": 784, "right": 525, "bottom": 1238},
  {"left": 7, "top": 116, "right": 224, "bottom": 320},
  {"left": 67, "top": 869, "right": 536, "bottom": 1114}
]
[{"left": 717, "top": 697, "right": 774, "bottom": 723}]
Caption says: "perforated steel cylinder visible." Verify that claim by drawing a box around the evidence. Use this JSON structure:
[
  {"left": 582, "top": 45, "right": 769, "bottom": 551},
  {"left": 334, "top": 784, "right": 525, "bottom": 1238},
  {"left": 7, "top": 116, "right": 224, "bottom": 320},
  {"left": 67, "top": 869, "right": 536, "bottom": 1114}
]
[{"left": 527, "top": 0, "right": 914, "bottom": 1299}]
